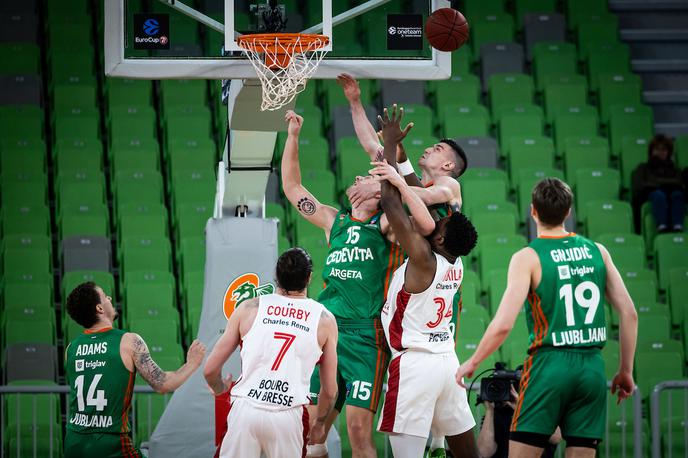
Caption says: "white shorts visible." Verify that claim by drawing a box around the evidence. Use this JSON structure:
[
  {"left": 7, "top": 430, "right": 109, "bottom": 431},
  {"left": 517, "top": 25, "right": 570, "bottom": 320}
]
[
  {"left": 378, "top": 351, "right": 476, "bottom": 438},
  {"left": 219, "top": 397, "right": 309, "bottom": 458}
]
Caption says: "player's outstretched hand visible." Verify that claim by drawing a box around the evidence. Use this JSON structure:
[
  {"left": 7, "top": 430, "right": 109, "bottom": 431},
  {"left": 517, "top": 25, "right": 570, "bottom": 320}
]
[
  {"left": 455, "top": 358, "right": 477, "bottom": 389},
  {"left": 611, "top": 371, "right": 634, "bottom": 404},
  {"left": 309, "top": 420, "right": 328, "bottom": 446},
  {"left": 285, "top": 110, "right": 303, "bottom": 137},
  {"left": 186, "top": 339, "right": 206, "bottom": 369},
  {"left": 336, "top": 73, "right": 361, "bottom": 102},
  {"left": 370, "top": 160, "right": 406, "bottom": 190},
  {"left": 378, "top": 104, "right": 413, "bottom": 147}
]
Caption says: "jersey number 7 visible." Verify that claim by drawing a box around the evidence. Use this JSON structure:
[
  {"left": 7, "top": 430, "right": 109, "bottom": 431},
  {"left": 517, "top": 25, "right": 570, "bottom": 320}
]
[{"left": 271, "top": 332, "right": 296, "bottom": 371}]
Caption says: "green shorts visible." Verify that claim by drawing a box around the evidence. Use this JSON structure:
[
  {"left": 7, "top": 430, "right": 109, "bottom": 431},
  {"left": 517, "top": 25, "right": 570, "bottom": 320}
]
[
  {"left": 310, "top": 319, "right": 389, "bottom": 412},
  {"left": 64, "top": 430, "right": 142, "bottom": 458},
  {"left": 511, "top": 348, "right": 607, "bottom": 441}
]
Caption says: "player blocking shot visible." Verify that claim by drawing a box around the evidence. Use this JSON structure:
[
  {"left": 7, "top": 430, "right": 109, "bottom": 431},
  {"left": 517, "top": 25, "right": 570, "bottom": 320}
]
[
  {"left": 371, "top": 105, "right": 480, "bottom": 458},
  {"left": 280, "top": 110, "right": 436, "bottom": 457},
  {"left": 455, "top": 178, "right": 639, "bottom": 458},
  {"left": 63, "top": 282, "right": 206, "bottom": 458},
  {"left": 204, "top": 248, "right": 339, "bottom": 458}
]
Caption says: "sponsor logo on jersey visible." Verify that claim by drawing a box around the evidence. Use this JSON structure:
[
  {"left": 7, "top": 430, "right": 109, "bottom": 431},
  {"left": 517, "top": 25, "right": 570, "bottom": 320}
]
[
  {"left": 223, "top": 273, "right": 275, "bottom": 320},
  {"left": 75, "top": 359, "right": 85, "bottom": 372},
  {"left": 329, "top": 268, "right": 363, "bottom": 280},
  {"left": 326, "top": 247, "right": 374, "bottom": 264},
  {"left": 558, "top": 265, "right": 571, "bottom": 280},
  {"left": 428, "top": 332, "right": 451, "bottom": 343}
]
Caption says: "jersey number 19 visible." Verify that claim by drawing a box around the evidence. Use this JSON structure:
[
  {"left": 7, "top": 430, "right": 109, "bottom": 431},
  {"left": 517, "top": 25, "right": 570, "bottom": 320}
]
[{"left": 559, "top": 281, "right": 601, "bottom": 327}]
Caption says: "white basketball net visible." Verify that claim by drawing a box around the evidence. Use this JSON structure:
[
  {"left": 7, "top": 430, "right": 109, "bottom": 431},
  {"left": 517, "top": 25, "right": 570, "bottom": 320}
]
[{"left": 238, "top": 34, "right": 330, "bottom": 111}]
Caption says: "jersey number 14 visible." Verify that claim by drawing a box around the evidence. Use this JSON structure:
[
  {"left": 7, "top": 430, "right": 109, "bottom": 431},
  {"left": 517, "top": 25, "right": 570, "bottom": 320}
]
[
  {"left": 559, "top": 281, "right": 601, "bottom": 327},
  {"left": 74, "top": 374, "right": 108, "bottom": 412}
]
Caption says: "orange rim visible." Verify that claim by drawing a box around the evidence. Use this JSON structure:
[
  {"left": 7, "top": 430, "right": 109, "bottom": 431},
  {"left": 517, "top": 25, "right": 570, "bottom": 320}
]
[
  {"left": 236, "top": 33, "right": 330, "bottom": 52},
  {"left": 237, "top": 33, "right": 329, "bottom": 69}
]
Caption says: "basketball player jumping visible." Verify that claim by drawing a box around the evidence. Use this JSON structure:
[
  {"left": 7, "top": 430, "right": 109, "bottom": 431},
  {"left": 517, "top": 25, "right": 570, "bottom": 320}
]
[
  {"left": 281, "top": 110, "right": 436, "bottom": 458},
  {"left": 338, "top": 73, "right": 467, "bottom": 215},
  {"left": 204, "top": 248, "right": 339, "bottom": 457},
  {"left": 63, "top": 282, "right": 206, "bottom": 458},
  {"left": 371, "top": 105, "right": 480, "bottom": 458},
  {"left": 455, "top": 178, "right": 639, "bottom": 458}
]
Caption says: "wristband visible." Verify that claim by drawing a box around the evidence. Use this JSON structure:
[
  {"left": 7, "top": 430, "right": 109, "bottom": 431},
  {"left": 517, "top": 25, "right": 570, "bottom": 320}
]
[
  {"left": 306, "top": 443, "right": 328, "bottom": 456},
  {"left": 398, "top": 159, "right": 415, "bottom": 176}
]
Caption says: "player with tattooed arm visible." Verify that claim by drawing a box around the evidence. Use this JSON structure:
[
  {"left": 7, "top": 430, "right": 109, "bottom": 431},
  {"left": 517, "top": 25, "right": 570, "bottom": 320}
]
[
  {"left": 338, "top": 73, "right": 466, "bottom": 216},
  {"left": 63, "top": 282, "right": 206, "bottom": 458},
  {"left": 281, "top": 110, "right": 435, "bottom": 458}
]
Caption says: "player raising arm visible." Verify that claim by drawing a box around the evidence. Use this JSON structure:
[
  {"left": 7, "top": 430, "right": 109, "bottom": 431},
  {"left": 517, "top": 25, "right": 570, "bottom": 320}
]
[
  {"left": 371, "top": 104, "right": 479, "bottom": 458},
  {"left": 338, "top": 73, "right": 465, "bottom": 214},
  {"left": 281, "top": 110, "right": 434, "bottom": 458},
  {"left": 204, "top": 248, "right": 338, "bottom": 457},
  {"left": 63, "top": 282, "right": 205, "bottom": 458},
  {"left": 455, "top": 178, "right": 638, "bottom": 458}
]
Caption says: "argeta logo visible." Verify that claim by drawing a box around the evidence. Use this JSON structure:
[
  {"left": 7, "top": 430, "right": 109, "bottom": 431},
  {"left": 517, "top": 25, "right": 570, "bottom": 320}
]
[
  {"left": 133, "top": 14, "right": 170, "bottom": 50},
  {"left": 143, "top": 18, "right": 160, "bottom": 36},
  {"left": 75, "top": 359, "right": 85, "bottom": 372}
]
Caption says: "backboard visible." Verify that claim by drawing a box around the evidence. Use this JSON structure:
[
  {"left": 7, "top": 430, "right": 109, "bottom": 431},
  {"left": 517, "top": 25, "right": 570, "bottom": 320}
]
[{"left": 105, "top": 0, "right": 452, "bottom": 80}]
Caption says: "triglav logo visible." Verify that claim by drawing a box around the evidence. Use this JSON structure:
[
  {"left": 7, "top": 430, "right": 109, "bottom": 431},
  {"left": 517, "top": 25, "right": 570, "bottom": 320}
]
[
  {"left": 223, "top": 273, "right": 275, "bottom": 319},
  {"left": 143, "top": 18, "right": 160, "bottom": 36}
]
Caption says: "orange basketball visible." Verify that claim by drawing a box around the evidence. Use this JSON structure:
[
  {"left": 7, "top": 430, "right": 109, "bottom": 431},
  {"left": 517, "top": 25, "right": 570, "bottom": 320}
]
[{"left": 425, "top": 8, "right": 469, "bottom": 52}]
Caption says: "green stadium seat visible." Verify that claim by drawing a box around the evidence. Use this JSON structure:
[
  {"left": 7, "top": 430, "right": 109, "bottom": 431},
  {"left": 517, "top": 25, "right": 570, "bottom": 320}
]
[
  {"left": 52, "top": 84, "right": 97, "bottom": 114},
  {"left": 170, "top": 170, "right": 217, "bottom": 210},
  {"left": 508, "top": 137, "right": 555, "bottom": 185},
  {"left": 553, "top": 106, "right": 599, "bottom": 150},
  {"left": 480, "top": 244, "right": 520, "bottom": 284},
  {"left": 55, "top": 147, "right": 103, "bottom": 174},
  {"left": 56, "top": 180, "right": 106, "bottom": 218},
  {"left": 575, "top": 168, "right": 620, "bottom": 220},
  {"left": 597, "top": 233, "right": 646, "bottom": 272},
  {"left": 429, "top": 74, "right": 481, "bottom": 112},
  {"left": 4, "top": 388, "right": 62, "bottom": 458},
  {"left": 486, "top": 269, "right": 507, "bottom": 314},
  {"left": 488, "top": 73, "right": 535, "bottom": 114},
  {"left": 320, "top": 78, "right": 375, "bottom": 112},
  {"left": 584, "top": 200, "right": 633, "bottom": 239},
  {"left": 675, "top": 135, "right": 688, "bottom": 168},
  {"left": 106, "top": 78, "right": 154, "bottom": 107},
  {"left": 460, "top": 168, "right": 510, "bottom": 205},
  {"left": 442, "top": 104, "right": 491, "bottom": 138},
  {"left": 543, "top": 77, "right": 588, "bottom": 123},
  {"left": 635, "top": 346, "right": 683, "bottom": 397},
  {"left": 178, "top": 237, "right": 206, "bottom": 279},
  {"left": 598, "top": 73, "right": 643, "bottom": 123},
  {"left": 463, "top": 0, "right": 506, "bottom": 18},
  {"left": 668, "top": 268, "right": 688, "bottom": 329},
  {"left": 474, "top": 232, "right": 526, "bottom": 269},
  {"left": 128, "top": 318, "right": 180, "bottom": 346},
  {"left": 62, "top": 271, "right": 116, "bottom": 309},
  {"left": 120, "top": 236, "right": 173, "bottom": 278},
  {"left": 2, "top": 276, "right": 53, "bottom": 319},
  {"left": 3, "top": 319, "right": 55, "bottom": 350},
  {"left": 1, "top": 179, "right": 47, "bottom": 208},
  {"left": 59, "top": 203, "right": 110, "bottom": 239},
  {"left": 0, "top": 205, "right": 51, "bottom": 237},
  {"left": 500, "top": 312, "right": 530, "bottom": 366},
  {"left": 302, "top": 170, "right": 338, "bottom": 207},
  {"left": 0, "top": 140, "right": 47, "bottom": 174},
  {"left": 175, "top": 203, "right": 211, "bottom": 240},
  {"left": 516, "top": 167, "right": 565, "bottom": 217},
  {"left": 164, "top": 116, "right": 214, "bottom": 153},
  {"left": 109, "top": 106, "right": 158, "bottom": 143},
  {"left": 621, "top": 268, "right": 659, "bottom": 304},
  {"left": 0, "top": 43, "right": 41, "bottom": 74},
  {"left": 113, "top": 170, "right": 165, "bottom": 213},
  {"left": 470, "top": 14, "right": 515, "bottom": 59},
  {"left": 498, "top": 109, "right": 544, "bottom": 154},
  {"left": 654, "top": 233, "right": 688, "bottom": 291},
  {"left": 472, "top": 210, "right": 519, "bottom": 238},
  {"left": 119, "top": 211, "right": 168, "bottom": 240},
  {"left": 400, "top": 104, "right": 434, "bottom": 137},
  {"left": 514, "top": 0, "right": 556, "bottom": 27},
  {"left": 292, "top": 105, "right": 324, "bottom": 140},
  {"left": 578, "top": 14, "right": 620, "bottom": 60},
  {"left": 563, "top": 138, "right": 609, "bottom": 182},
  {"left": 601, "top": 339, "right": 619, "bottom": 380},
  {"left": 533, "top": 42, "right": 578, "bottom": 92},
  {"left": 159, "top": 80, "right": 207, "bottom": 109},
  {"left": 283, "top": 137, "right": 329, "bottom": 172},
  {"left": 2, "top": 247, "right": 51, "bottom": 277},
  {"left": 0, "top": 107, "right": 44, "bottom": 140},
  {"left": 586, "top": 42, "right": 630, "bottom": 91},
  {"left": 609, "top": 105, "right": 654, "bottom": 158},
  {"left": 566, "top": 1, "right": 609, "bottom": 30}
]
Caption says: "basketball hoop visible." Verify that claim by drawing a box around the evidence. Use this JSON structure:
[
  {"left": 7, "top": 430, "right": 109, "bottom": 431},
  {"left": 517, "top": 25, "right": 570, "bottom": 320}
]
[{"left": 237, "top": 33, "right": 330, "bottom": 111}]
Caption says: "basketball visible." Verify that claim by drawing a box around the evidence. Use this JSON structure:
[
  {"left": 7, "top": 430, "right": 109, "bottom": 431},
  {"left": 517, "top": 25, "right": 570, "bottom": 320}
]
[{"left": 425, "top": 8, "right": 469, "bottom": 52}]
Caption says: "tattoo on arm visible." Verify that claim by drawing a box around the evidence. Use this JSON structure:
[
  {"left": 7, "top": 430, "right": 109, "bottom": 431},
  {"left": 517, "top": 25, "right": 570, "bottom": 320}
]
[
  {"left": 132, "top": 335, "right": 167, "bottom": 391},
  {"left": 297, "top": 197, "right": 316, "bottom": 215}
]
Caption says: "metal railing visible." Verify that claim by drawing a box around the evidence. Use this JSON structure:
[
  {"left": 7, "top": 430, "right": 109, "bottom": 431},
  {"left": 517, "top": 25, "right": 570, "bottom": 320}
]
[
  {"left": 0, "top": 385, "right": 167, "bottom": 458},
  {"left": 651, "top": 380, "right": 688, "bottom": 458}
]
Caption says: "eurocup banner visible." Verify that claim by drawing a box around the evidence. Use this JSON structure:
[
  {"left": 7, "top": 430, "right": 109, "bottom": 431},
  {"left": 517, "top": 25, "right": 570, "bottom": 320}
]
[{"left": 148, "top": 218, "right": 279, "bottom": 458}]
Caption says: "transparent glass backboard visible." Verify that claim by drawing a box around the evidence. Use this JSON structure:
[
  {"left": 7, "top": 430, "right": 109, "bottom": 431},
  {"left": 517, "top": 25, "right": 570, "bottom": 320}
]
[{"left": 105, "top": 0, "right": 452, "bottom": 79}]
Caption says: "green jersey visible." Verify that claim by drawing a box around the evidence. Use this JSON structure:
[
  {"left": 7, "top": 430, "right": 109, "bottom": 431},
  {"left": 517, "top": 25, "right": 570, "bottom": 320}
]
[
  {"left": 318, "top": 209, "right": 401, "bottom": 320},
  {"left": 66, "top": 328, "right": 135, "bottom": 434},
  {"left": 526, "top": 234, "right": 607, "bottom": 352}
]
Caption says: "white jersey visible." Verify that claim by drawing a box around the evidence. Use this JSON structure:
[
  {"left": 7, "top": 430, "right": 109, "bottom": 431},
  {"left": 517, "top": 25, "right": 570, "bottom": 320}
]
[
  {"left": 381, "top": 253, "right": 463, "bottom": 356},
  {"left": 231, "top": 294, "right": 324, "bottom": 410}
]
